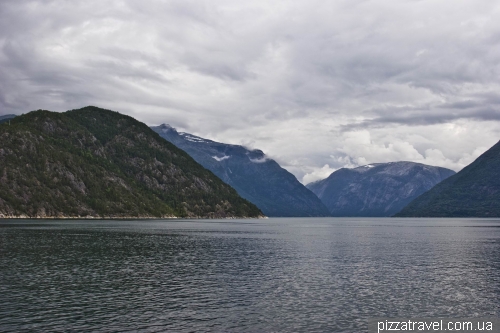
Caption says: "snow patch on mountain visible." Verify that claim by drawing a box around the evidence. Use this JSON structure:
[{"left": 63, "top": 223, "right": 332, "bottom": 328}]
[
  {"left": 213, "top": 155, "right": 231, "bottom": 162},
  {"left": 180, "top": 133, "right": 209, "bottom": 143}
]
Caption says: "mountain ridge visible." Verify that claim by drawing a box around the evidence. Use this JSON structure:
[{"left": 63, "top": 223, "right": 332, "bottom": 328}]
[
  {"left": 152, "top": 124, "right": 331, "bottom": 217},
  {"left": 0, "top": 107, "right": 263, "bottom": 219},
  {"left": 307, "top": 161, "right": 456, "bottom": 217},
  {"left": 396, "top": 140, "right": 500, "bottom": 217}
]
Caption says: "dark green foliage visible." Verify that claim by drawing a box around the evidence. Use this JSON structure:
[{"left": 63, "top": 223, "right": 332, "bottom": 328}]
[
  {"left": 396, "top": 140, "right": 500, "bottom": 217},
  {"left": 0, "top": 107, "right": 262, "bottom": 218}
]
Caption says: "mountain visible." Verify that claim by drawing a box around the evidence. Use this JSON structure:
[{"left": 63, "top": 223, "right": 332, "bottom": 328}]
[
  {"left": 0, "top": 107, "right": 262, "bottom": 218},
  {"left": 151, "top": 124, "right": 331, "bottom": 217},
  {"left": 0, "top": 114, "right": 16, "bottom": 124},
  {"left": 306, "top": 162, "right": 456, "bottom": 217},
  {"left": 396, "top": 141, "right": 500, "bottom": 217}
]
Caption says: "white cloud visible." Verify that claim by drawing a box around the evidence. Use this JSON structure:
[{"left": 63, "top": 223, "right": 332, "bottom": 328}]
[
  {"left": 248, "top": 156, "right": 269, "bottom": 163},
  {"left": 302, "top": 164, "right": 337, "bottom": 185}
]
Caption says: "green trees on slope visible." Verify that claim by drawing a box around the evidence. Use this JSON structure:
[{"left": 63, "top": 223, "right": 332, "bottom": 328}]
[{"left": 0, "top": 106, "right": 262, "bottom": 218}]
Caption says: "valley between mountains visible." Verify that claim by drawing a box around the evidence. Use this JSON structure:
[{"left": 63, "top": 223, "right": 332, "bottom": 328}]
[{"left": 1, "top": 106, "right": 499, "bottom": 218}]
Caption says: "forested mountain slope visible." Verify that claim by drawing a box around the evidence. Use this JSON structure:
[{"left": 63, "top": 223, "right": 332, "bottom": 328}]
[
  {"left": 396, "top": 141, "right": 500, "bottom": 217},
  {"left": 0, "top": 107, "right": 262, "bottom": 218}
]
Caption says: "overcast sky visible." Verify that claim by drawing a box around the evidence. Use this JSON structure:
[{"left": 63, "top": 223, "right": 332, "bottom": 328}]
[{"left": 2, "top": 0, "right": 500, "bottom": 183}]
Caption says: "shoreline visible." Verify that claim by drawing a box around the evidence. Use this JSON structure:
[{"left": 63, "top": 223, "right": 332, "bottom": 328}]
[{"left": 0, "top": 215, "right": 268, "bottom": 220}]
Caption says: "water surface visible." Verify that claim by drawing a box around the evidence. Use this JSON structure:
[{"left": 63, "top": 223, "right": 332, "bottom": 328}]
[{"left": 1, "top": 218, "right": 499, "bottom": 332}]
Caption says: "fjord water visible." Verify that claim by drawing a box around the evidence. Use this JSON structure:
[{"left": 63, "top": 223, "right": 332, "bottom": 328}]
[{"left": 1, "top": 218, "right": 499, "bottom": 332}]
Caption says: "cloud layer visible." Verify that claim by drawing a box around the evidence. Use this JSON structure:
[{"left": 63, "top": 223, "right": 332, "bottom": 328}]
[{"left": 2, "top": 0, "right": 500, "bottom": 183}]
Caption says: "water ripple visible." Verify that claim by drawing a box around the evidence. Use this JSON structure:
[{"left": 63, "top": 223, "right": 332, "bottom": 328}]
[{"left": 1, "top": 218, "right": 499, "bottom": 332}]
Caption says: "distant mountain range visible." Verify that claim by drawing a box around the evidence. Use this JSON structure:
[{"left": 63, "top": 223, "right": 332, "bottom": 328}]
[
  {"left": 396, "top": 140, "right": 500, "bottom": 217},
  {"left": 0, "top": 107, "right": 262, "bottom": 218},
  {"left": 306, "top": 162, "right": 456, "bottom": 217},
  {"left": 0, "top": 114, "right": 16, "bottom": 124},
  {"left": 151, "top": 124, "right": 330, "bottom": 217}
]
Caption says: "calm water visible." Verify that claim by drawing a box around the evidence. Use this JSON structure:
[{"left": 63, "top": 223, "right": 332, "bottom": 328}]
[{"left": 1, "top": 218, "right": 499, "bottom": 332}]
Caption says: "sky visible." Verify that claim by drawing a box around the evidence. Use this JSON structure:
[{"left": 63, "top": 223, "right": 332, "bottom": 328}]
[{"left": 1, "top": 0, "right": 500, "bottom": 184}]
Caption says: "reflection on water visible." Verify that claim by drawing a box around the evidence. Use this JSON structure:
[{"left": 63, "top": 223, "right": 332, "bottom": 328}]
[{"left": 1, "top": 218, "right": 499, "bottom": 332}]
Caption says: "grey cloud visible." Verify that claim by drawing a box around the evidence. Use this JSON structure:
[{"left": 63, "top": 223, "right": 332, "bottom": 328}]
[
  {"left": 84, "top": 58, "right": 170, "bottom": 83},
  {"left": 340, "top": 107, "right": 500, "bottom": 131},
  {"left": 373, "top": 109, "right": 500, "bottom": 126},
  {"left": 440, "top": 100, "right": 480, "bottom": 110},
  {"left": 183, "top": 53, "right": 252, "bottom": 81}
]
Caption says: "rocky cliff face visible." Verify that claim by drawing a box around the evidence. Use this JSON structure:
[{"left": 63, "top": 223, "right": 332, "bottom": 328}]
[
  {"left": 396, "top": 141, "right": 500, "bottom": 217},
  {"left": 151, "top": 124, "right": 330, "bottom": 217},
  {"left": 306, "top": 162, "right": 456, "bottom": 217},
  {"left": 0, "top": 107, "right": 263, "bottom": 218}
]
